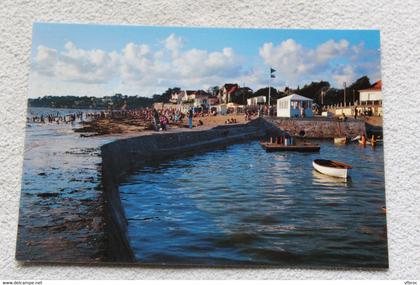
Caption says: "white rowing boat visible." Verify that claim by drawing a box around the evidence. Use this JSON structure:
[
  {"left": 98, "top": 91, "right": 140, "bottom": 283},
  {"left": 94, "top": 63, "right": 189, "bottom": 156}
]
[{"left": 312, "top": 159, "right": 352, "bottom": 179}]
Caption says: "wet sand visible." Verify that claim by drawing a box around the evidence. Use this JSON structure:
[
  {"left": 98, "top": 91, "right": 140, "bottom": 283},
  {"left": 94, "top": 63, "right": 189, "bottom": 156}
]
[{"left": 16, "top": 123, "right": 113, "bottom": 263}]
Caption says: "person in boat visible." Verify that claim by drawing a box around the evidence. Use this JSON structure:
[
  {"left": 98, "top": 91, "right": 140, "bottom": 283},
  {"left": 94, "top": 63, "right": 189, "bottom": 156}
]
[
  {"left": 361, "top": 133, "right": 367, "bottom": 145},
  {"left": 371, "top": 134, "right": 377, "bottom": 147}
]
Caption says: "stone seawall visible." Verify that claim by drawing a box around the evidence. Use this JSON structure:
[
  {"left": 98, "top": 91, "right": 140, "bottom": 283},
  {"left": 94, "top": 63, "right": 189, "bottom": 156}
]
[
  {"left": 100, "top": 118, "right": 278, "bottom": 262},
  {"left": 266, "top": 117, "right": 366, "bottom": 139}
]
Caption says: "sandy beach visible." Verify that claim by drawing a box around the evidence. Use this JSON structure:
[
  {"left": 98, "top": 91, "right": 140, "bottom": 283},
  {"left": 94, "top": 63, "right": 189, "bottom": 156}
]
[{"left": 75, "top": 114, "right": 250, "bottom": 136}]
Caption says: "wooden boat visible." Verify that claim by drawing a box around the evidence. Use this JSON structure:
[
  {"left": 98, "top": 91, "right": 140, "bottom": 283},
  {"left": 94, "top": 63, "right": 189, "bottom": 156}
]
[
  {"left": 260, "top": 142, "right": 320, "bottom": 152},
  {"left": 312, "top": 159, "right": 352, "bottom": 179},
  {"left": 334, "top": 137, "right": 347, "bottom": 145}
]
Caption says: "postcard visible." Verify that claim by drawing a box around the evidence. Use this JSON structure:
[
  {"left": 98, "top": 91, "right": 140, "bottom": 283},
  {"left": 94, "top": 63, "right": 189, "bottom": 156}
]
[{"left": 16, "top": 23, "right": 387, "bottom": 268}]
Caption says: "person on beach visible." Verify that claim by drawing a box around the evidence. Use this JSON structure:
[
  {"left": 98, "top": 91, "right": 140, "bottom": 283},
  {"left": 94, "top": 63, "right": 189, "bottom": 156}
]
[
  {"left": 354, "top": 108, "right": 358, "bottom": 119},
  {"left": 160, "top": 115, "right": 169, "bottom": 131},
  {"left": 174, "top": 111, "right": 180, "bottom": 124},
  {"left": 152, "top": 109, "right": 160, "bottom": 131},
  {"left": 188, "top": 108, "right": 193, "bottom": 129}
]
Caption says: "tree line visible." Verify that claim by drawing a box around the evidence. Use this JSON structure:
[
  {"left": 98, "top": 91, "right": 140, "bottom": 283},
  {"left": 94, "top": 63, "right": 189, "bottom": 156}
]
[{"left": 29, "top": 76, "right": 373, "bottom": 109}]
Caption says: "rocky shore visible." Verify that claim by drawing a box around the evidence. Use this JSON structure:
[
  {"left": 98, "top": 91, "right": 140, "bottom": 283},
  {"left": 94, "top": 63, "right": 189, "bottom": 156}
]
[{"left": 16, "top": 145, "right": 109, "bottom": 263}]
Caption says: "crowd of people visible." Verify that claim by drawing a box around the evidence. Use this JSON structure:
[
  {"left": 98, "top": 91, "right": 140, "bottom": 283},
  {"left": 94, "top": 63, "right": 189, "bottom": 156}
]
[
  {"left": 27, "top": 105, "right": 262, "bottom": 133},
  {"left": 27, "top": 111, "right": 85, "bottom": 124},
  {"left": 353, "top": 107, "right": 375, "bottom": 119}
]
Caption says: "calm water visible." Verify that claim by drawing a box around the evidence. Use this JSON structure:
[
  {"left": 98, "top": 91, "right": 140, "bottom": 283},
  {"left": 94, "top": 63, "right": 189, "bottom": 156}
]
[{"left": 119, "top": 140, "right": 388, "bottom": 267}]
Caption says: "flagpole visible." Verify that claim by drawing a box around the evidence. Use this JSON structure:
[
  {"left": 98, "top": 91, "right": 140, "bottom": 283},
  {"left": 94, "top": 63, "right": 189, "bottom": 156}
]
[
  {"left": 268, "top": 67, "right": 276, "bottom": 116},
  {"left": 268, "top": 70, "right": 271, "bottom": 116}
]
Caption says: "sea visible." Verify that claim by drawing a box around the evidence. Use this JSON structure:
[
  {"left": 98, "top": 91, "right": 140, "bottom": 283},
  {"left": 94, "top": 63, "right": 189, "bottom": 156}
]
[{"left": 119, "top": 139, "right": 387, "bottom": 267}]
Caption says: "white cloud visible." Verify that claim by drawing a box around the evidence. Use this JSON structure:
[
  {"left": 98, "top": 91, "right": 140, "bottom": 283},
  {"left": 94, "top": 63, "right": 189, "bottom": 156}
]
[
  {"left": 315, "top": 39, "right": 349, "bottom": 63},
  {"left": 332, "top": 65, "right": 356, "bottom": 87},
  {"left": 165, "top": 33, "right": 184, "bottom": 52},
  {"left": 33, "top": 45, "right": 58, "bottom": 76},
  {"left": 30, "top": 34, "right": 380, "bottom": 97},
  {"left": 32, "top": 33, "right": 245, "bottom": 96},
  {"left": 259, "top": 38, "right": 363, "bottom": 86},
  {"left": 34, "top": 41, "right": 120, "bottom": 84},
  {"left": 173, "top": 47, "right": 241, "bottom": 82}
]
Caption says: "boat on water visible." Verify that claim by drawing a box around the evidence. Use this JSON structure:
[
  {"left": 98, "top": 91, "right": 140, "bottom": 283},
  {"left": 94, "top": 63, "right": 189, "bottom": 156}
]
[
  {"left": 312, "top": 159, "right": 352, "bottom": 179},
  {"left": 260, "top": 141, "right": 320, "bottom": 152},
  {"left": 334, "top": 137, "right": 347, "bottom": 145}
]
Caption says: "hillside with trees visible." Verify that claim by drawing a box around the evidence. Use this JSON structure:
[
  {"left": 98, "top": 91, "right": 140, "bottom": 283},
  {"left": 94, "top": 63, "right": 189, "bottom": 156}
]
[
  {"left": 293, "top": 76, "right": 371, "bottom": 106},
  {"left": 28, "top": 94, "right": 154, "bottom": 109},
  {"left": 253, "top": 76, "right": 372, "bottom": 106},
  {"left": 29, "top": 77, "right": 374, "bottom": 109}
]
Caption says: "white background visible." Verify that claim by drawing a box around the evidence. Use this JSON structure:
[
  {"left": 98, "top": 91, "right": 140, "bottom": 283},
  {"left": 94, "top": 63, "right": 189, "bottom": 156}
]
[{"left": 0, "top": 0, "right": 419, "bottom": 280}]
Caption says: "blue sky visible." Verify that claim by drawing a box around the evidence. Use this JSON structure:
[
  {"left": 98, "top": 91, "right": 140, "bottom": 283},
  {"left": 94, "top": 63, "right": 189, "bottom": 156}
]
[{"left": 29, "top": 23, "right": 381, "bottom": 98}]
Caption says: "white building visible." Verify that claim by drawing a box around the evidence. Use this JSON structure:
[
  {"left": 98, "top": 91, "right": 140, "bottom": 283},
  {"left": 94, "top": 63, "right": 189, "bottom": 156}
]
[
  {"left": 277, "top": 94, "right": 313, "bottom": 118},
  {"left": 193, "top": 94, "right": 209, "bottom": 107},
  {"left": 211, "top": 104, "right": 228, "bottom": 115},
  {"left": 170, "top": 90, "right": 186, "bottom": 103},
  {"left": 182, "top": 90, "right": 198, "bottom": 102},
  {"left": 247, "top": 96, "right": 266, "bottom": 106},
  {"left": 359, "top": 80, "right": 382, "bottom": 105}
]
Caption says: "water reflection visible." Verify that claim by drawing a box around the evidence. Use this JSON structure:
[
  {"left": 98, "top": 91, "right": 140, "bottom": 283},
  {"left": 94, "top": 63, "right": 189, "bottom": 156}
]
[
  {"left": 119, "top": 140, "right": 387, "bottom": 267},
  {"left": 312, "top": 169, "right": 351, "bottom": 185}
]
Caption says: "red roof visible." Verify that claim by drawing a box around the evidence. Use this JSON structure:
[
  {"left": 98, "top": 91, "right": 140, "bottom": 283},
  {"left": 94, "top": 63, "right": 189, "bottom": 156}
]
[
  {"left": 227, "top": 85, "right": 238, "bottom": 94},
  {"left": 359, "top": 80, "right": 382, "bottom": 92}
]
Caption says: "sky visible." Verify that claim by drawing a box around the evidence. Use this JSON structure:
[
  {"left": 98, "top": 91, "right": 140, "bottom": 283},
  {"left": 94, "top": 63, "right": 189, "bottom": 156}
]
[{"left": 28, "top": 23, "right": 381, "bottom": 98}]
